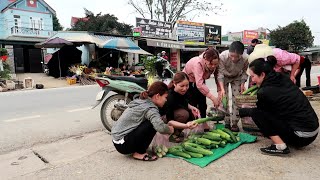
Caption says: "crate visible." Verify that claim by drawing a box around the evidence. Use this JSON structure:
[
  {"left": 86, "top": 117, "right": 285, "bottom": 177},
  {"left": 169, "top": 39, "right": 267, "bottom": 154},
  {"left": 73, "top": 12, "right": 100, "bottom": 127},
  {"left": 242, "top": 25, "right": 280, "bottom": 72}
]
[
  {"left": 235, "top": 95, "right": 258, "bottom": 107},
  {"left": 66, "top": 78, "right": 77, "bottom": 85}
]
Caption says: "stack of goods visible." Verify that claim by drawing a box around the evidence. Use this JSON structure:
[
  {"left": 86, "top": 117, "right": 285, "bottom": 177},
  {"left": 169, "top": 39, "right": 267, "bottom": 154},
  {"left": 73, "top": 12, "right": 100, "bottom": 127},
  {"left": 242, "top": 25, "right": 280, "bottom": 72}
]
[
  {"left": 166, "top": 128, "right": 240, "bottom": 159},
  {"left": 235, "top": 85, "right": 261, "bottom": 135}
]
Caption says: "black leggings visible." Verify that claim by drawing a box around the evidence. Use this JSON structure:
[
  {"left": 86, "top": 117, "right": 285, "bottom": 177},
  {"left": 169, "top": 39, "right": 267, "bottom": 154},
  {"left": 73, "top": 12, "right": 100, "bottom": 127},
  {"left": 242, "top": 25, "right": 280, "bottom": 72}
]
[
  {"left": 296, "top": 58, "right": 312, "bottom": 87},
  {"left": 252, "top": 109, "right": 318, "bottom": 147},
  {"left": 113, "top": 120, "right": 156, "bottom": 154},
  {"left": 188, "top": 82, "right": 207, "bottom": 118}
]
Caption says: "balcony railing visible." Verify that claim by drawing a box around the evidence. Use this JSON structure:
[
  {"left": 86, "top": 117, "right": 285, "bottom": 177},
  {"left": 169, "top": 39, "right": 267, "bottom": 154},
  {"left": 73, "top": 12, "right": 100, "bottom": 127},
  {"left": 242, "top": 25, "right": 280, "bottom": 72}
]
[{"left": 10, "top": 27, "right": 56, "bottom": 37}]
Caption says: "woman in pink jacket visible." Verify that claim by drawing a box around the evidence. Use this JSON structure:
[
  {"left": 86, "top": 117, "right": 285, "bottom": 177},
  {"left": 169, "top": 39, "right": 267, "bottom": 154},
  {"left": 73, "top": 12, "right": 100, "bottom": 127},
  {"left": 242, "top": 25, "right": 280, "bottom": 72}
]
[
  {"left": 183, "top": 47, "right": 221, "bottom": 130},
  {"left": 272, "top": 48, "right": 300, "bottom": 83},
  {"left": 249, "top": 45, "right": 300, "bottom": 84}
]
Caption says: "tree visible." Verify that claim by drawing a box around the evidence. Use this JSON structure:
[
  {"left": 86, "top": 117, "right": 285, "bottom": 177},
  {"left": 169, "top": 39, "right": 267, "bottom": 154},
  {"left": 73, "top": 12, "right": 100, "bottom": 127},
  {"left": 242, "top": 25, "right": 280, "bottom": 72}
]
[
  {"left": 52, "top": 14, "right": 63, "bottom": 31},
  {"left": 70, "top": 9, "right": 133, "bottom": 35},
  {"left": 269, "top": 20, "right": 314, "bottom": 52},
  {"left": 128, "top": 0, "right": 224, "bottom": 26}
]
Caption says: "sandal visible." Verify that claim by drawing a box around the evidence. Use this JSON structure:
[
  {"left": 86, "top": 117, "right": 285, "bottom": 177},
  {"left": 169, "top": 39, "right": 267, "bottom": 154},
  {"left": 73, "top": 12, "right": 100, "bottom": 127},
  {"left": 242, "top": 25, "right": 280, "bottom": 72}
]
[
  {"left": 169, "top": 134, "right": 183, "bottom": 143},
  {"left": 134, "top": 154, "right": 157, "bottom": 161}
]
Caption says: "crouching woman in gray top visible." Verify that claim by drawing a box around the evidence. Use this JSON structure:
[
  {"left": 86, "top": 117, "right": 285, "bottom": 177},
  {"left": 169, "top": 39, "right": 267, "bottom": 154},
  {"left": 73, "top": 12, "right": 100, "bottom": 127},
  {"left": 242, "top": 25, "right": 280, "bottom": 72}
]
[{"left": 111, "top": 81, "right": 174, "bottom": 161}]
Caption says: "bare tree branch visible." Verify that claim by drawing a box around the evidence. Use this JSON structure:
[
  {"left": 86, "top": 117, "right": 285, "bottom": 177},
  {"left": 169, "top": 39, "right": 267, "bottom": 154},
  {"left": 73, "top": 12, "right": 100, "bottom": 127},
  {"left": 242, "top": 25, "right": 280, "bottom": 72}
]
[{"left": 128, "top": 0, "right": 146, "bottom": 18}]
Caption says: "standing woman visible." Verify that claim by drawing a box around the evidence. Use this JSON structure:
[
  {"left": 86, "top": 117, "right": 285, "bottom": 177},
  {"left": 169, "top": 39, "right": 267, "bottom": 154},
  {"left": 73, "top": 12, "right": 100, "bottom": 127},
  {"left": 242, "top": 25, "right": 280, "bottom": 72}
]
[
  {"left": 163, "top": 72, "right": 199, "bottom": 142},
  {"left": 183, "top": 47, "right": 221, "bottom": 127},
  {"left": 239, "top": 57, "right": 318, "bottom": 155},
  {"left": 111, "top": 81, "right": 174, "bottom": 161}
]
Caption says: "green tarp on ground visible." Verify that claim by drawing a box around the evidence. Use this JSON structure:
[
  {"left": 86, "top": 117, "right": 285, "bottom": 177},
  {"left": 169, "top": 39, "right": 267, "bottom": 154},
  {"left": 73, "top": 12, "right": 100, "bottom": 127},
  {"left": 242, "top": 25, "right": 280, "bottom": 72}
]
[{"left": 166, "top": 128, "right": 257, "bottom": 168}]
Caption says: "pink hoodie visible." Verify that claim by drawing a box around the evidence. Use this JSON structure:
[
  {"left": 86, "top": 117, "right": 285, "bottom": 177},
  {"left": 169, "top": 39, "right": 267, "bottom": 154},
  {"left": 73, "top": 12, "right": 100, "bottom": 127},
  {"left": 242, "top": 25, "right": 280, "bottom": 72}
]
[
  {"left": 183, "top": 54, "right": 219, "bottom": 99},
  {"left": 272, "top": 48, "right": 300, "bottom": 72}
]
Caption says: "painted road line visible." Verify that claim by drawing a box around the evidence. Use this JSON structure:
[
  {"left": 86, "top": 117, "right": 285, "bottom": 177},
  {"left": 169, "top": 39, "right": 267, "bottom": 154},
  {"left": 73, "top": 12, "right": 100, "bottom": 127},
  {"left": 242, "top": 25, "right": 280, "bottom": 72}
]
[
  {"left": 67, "top": 107, "right": 92, "bottom": 113},
  {"left": 4, "top": 115, "right": 41, "bottom": 122}
]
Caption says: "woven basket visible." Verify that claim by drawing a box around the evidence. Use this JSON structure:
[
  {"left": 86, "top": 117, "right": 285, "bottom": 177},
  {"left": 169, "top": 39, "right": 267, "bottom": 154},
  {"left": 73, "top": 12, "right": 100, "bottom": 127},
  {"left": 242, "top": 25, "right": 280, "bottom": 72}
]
[{"left": 235, "top": 95, "right": 258, "bottom": 107}]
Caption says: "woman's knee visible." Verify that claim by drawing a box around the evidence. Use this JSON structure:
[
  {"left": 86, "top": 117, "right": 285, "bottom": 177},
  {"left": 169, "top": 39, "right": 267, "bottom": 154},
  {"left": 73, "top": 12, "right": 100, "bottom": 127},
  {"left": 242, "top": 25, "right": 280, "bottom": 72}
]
[{"left": 173, "top": 109, "right": 190, "bottom": 123}]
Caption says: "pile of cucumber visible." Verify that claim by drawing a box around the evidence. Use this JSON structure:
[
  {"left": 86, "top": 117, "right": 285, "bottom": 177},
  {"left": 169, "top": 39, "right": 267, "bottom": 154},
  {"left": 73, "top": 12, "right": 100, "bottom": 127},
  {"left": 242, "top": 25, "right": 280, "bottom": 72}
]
[
  {"left": 242, "top": 85, "right": 258, "bottom": 96},
  {"left": 167, "top": 128, "right": 240, "bottom": 159},
  {"left": 153, "top": 145, "right": 168, "bottom": 158}
]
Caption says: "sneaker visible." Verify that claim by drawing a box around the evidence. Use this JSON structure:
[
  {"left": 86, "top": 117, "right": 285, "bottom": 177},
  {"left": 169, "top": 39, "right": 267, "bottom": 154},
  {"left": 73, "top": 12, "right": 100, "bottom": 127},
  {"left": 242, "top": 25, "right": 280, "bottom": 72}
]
[{"left": 260, "top": 145, "right": 290, "bottom": 155}]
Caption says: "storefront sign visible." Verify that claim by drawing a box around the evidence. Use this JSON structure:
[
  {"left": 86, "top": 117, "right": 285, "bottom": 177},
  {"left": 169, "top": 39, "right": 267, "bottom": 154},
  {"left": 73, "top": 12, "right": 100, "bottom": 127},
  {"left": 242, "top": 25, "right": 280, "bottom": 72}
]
[
  {"left": 242, "top": 30, "right": 259, "bottom": 45},
  {"left": 133, "top": 27, "right": 142, "bottom": 37},
  {"left": 176, "top": 20, "right": 205, "bottom": 45},
  {"left": 147, "top": 39, "right": 185, "bottom": 49},
  {"left": 204, "top": 24, "right": 221, "bottom": 45},
  {"left": 170, "top": 52, "right": 178, "bottom": 69},
  {"left": 136, "top": 17, "right": 172, "bottom": 38}
]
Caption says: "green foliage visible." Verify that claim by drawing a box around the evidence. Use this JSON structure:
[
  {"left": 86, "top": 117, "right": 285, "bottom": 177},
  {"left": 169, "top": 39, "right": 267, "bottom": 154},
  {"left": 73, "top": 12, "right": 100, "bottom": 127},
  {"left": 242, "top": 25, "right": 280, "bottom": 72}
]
[
  {"left": 70, "top": 9, "right": 133, "bottom": 35},
  {"left": 0, "top": 48, "right": 8, "bottom": 56},
  {"left": 142, "top": 55, "right": 157, "bottom": 77},
  {"left": 269, "top": 20, "right": 314, "bottom": 51},
  {"left": 52, "top": 14, "right": 63, "bottom": 31},
  {"left": 0, "top": 62, "right": 11, "bottom": 79}
]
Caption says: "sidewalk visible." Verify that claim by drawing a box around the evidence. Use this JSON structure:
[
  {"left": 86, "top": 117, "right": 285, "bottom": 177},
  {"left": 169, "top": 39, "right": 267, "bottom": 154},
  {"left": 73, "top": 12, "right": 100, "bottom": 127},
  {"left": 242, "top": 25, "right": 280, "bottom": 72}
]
[
  {"left": 16, "top": 73, "right": 80, "bottom": 89},
  {"left": 1, "top": 102, "right": 319, "bottom": 180}
]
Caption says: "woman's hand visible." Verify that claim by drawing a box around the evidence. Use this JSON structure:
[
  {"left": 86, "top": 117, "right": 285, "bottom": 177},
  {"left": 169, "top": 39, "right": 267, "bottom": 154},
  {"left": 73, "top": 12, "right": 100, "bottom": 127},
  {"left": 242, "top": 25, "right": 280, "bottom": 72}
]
[
  {"left": 218, "top": 89, "right": 225, "bottom": 101},
  {"left": 211, "top": 96, "right": 220, "bottom": 108},
  {"left": 290, "top": 75, "right": 296, "bottom": 84},
  {"left": 186, "top": 121, "right": 198, "bottom": 129},
  {"left": 240, "top": 83, "right": 246, "bottom": 94},
  {"left": 189, "top": 105, "right": 200, "bottom": 118},
  {"left": 168, "top": 126, "right": 174, "bottom": 134}
]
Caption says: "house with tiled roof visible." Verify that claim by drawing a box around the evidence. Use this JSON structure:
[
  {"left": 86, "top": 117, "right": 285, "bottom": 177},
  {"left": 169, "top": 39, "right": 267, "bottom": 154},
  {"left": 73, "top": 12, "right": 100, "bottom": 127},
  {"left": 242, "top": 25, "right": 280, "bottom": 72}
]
[{"left": 0, "top": 0, "right": 56, "bottom": 73}]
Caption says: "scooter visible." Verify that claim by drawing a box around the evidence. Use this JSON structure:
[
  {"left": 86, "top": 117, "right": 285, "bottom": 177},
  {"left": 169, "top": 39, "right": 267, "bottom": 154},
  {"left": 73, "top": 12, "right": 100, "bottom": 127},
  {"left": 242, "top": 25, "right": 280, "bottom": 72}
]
[
  {"left": 93, "top": 75, "right": 147, "bottom": 131},
  {"left": 93, "top": 59, "right": 174, "bottom": 131}
]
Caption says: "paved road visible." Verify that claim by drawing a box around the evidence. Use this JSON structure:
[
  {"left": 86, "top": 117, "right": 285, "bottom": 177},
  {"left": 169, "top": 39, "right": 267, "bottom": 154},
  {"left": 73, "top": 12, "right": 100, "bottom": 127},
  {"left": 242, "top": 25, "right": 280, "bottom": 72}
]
[{"left": 0, "top": 85, "right": 104, "bottom": 154}]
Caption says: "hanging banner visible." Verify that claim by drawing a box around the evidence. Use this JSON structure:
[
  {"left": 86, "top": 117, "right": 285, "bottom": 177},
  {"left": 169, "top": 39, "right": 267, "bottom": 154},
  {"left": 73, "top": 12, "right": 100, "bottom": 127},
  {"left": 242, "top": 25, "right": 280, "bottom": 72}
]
[
  {"left": 176, "top": 20, "right": 205, "bottom": 45},
  {"left": 136, "top": 17, "right": 172, "bottom": 38},
  {"left": 242, "top": 30, "right": 259, "bottom": 45},
  {"left": 204, "top": 24, "right": 221, "bottom": 45}
]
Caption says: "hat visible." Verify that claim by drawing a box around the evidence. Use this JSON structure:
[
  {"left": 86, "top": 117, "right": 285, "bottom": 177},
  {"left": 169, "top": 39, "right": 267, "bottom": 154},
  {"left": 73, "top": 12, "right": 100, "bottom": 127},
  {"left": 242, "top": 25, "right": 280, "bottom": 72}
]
[
  {"left": 248, "top": 44, "right": 274, "bottom": 63},
  {"left": 247, "top": 44, "right": 274, "bottom": 74},
  {"left": 161, "top": 51, "right": 166, "bottom": 54}
]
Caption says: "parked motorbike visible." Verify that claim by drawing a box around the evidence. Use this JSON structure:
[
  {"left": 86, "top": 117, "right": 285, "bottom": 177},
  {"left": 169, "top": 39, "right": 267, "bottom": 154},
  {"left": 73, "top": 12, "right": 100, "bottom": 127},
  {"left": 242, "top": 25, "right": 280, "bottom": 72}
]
[
  {"left": 93, "top": 59, "right": 175, "bottom": 131},
  {"left": 93, "top": 75, "right": 147, "bottom": 131}
]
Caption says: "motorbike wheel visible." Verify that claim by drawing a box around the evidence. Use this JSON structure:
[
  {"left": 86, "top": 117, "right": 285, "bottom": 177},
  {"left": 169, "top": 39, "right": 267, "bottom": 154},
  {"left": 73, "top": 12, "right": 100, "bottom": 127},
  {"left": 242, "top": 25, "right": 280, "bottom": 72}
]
[{"left": 100, "top": 94, "right": 131, "bottom": 131}]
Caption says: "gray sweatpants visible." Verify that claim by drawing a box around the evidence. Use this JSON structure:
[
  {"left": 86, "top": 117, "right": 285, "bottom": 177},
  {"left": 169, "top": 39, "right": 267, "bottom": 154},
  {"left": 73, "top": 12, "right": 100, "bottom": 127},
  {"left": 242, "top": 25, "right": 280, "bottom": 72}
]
[{"left": 223, "top": 77, "right": 241, "bottom": 126}]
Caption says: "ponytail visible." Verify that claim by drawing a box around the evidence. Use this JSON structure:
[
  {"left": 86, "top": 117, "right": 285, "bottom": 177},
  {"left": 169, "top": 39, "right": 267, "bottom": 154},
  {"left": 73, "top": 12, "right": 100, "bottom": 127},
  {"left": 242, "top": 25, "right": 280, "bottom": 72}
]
[
  {"left": 139, "top": 91, "right": 149, "bottom": 99},
  {"left": 249, "top": 55, "right": 277, "bottom": 76},
  {"left": 266, "top": 55, "right": 277, "bottom": 69},
  {"left": 139, "top": 81, "right": 168, "bottom": 99}
]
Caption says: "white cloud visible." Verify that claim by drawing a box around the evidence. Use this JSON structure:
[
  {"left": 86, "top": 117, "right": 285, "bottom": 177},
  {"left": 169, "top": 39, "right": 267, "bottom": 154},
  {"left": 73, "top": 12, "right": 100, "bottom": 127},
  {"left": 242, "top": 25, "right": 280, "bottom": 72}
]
[{"left": 45, "top": 0, "right": 320, "bottom": 45}]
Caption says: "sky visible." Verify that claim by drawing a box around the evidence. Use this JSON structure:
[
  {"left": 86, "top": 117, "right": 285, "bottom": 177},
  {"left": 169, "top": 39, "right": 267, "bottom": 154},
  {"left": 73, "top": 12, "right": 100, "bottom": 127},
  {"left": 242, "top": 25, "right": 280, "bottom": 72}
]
[{"left": 45, "top": 0, "right": 320, "bottom": 45}]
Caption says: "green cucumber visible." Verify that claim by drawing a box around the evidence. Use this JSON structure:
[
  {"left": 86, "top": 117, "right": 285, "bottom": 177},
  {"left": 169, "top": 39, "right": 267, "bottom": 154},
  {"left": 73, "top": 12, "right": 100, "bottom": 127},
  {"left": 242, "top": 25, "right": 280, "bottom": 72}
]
[
  {"left": 242, "top": 85, "right": 258, "bottom": 95},
  {"left": 202, "top": 134, "right": 222, "bottom": 141},
  {"left": 183, "top": 150, "right": 203, "bottom": 158},
  {"left": 222, "top": 128, "right": 238, "bottom": 143}
]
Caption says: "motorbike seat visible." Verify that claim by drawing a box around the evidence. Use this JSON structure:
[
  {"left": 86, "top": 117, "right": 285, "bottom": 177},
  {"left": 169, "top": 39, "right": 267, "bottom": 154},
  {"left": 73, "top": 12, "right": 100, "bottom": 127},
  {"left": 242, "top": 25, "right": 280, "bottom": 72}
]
[{"left": 106, "top": 75, "right": 148, "bottom": 89}]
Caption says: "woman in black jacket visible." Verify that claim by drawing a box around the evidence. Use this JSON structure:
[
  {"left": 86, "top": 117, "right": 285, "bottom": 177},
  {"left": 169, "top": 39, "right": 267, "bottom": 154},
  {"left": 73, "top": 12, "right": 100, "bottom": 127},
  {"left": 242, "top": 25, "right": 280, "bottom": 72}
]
[
  {"left": 163, "top": 72, "right": 199, "bottom": 142},
  {"left": 239, "top": 56, "right": 319, "bottom": 155}
]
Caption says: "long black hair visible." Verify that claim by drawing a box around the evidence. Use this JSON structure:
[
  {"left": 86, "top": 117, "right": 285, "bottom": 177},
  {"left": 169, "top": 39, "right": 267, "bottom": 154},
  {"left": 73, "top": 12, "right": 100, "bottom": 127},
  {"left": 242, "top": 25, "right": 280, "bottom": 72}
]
[{"left": 249, "top": 55, "right": 277, "bottom": 76}]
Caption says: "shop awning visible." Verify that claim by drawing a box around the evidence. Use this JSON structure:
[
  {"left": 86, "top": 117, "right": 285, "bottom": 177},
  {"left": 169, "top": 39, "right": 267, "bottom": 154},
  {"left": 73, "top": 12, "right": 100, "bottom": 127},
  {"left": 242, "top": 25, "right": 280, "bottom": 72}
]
[
  {"left": 116, "top": 48, "right": 151, "bottom": 55},
  {"left": 146, "top": 39, "right": 185, "bottom": 49},
  {"left": 181, "top": 47, "right": 207, "bottom": 51}
]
